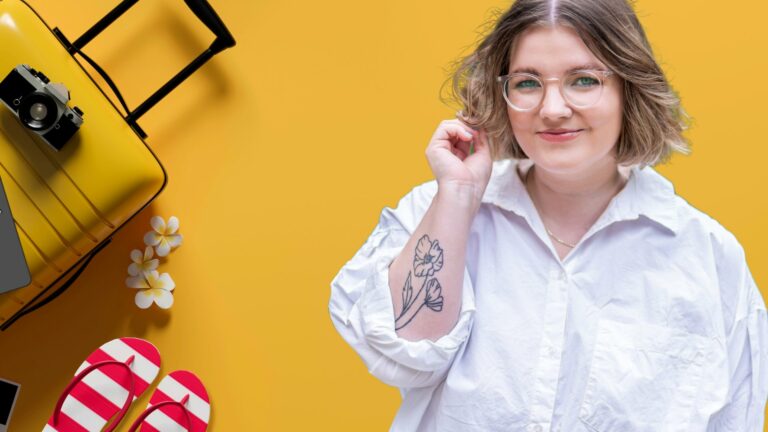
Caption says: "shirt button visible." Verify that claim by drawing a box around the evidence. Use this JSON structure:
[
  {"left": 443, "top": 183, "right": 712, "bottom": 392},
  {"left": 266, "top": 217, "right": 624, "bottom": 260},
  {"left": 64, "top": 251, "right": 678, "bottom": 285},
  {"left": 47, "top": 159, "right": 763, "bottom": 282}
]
[{"left": 558, "top": 271, "right": 568, "bottom": 282}]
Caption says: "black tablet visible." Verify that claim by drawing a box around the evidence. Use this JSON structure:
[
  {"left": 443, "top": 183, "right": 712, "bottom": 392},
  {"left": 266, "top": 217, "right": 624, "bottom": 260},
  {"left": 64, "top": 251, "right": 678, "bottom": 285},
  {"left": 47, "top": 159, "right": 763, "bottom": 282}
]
[
  {"left": 0, "top": 378, "right": 20, "bottom": 432},
  {"left": 0, "top": 176, "right": 30, "bottom": 294}
]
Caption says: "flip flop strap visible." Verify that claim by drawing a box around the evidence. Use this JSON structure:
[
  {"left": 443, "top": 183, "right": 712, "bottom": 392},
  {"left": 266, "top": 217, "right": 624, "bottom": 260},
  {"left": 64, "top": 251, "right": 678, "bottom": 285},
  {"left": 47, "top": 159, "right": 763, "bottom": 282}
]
[
  {"left": 126, "top": 395, "right": 193, "bottom": 432},
  {"left": 53, "top": 355, "right": 137, "bottom": 432}
]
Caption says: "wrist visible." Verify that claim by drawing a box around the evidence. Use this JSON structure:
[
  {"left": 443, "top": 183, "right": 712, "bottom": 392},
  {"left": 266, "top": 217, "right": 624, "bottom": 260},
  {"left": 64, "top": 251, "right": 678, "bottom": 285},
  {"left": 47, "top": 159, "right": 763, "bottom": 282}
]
[{"left": 436, "top": 181, "right": 484, "bottom": 212}]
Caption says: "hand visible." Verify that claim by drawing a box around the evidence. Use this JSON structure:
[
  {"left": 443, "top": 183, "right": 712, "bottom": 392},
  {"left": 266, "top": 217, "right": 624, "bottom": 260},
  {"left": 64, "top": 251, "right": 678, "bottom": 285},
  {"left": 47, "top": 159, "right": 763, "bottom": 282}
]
[{"left": 425, "top": 119, "right": 493, "bottom": 202}]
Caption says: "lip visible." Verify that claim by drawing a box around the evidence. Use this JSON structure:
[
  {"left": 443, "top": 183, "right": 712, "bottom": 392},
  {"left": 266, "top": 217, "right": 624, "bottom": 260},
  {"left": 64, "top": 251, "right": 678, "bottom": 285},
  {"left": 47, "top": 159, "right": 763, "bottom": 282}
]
[{"left": 537, "top": 129, "right": 583, "bottom": 142}]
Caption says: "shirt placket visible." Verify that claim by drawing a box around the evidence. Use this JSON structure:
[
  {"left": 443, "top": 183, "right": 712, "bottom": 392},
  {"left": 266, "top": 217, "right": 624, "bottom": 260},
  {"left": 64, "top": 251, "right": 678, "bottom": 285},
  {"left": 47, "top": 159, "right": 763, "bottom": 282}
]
[{"left": 526, "top": 267, "right": 570, "bottom": 432}]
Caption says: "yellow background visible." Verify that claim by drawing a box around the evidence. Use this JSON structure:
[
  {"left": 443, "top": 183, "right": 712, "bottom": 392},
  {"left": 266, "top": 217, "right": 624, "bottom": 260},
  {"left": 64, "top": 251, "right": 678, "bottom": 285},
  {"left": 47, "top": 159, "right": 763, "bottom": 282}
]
[{"left": 1, "top": 0, "right": 766, "bottom": 430}]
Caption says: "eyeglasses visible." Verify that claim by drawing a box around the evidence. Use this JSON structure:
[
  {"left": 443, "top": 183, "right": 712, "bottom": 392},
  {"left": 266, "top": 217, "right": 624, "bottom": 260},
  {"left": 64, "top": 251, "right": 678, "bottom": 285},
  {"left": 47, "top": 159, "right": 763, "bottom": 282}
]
[{"left": 496, "top": 70, "right": 614, "bottom": 112}]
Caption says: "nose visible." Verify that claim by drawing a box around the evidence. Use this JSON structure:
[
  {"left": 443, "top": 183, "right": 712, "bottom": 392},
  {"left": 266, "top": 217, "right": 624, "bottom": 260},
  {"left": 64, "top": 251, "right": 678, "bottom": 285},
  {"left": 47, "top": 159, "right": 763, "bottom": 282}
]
[{"left": 539, "top": 83, "right": 572, "bottom": 119}]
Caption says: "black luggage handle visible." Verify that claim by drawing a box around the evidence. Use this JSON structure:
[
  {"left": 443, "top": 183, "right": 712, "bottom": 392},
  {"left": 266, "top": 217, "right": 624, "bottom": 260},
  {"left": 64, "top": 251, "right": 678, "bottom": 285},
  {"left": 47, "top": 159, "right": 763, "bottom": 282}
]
[{"left": 53, "top": 0, "right": 236, "bottom": 138}]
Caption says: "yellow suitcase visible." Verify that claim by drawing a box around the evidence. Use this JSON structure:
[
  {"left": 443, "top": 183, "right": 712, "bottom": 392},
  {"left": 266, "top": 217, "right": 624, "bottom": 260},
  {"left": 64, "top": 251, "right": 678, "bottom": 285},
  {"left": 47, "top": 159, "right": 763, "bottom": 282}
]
[{"left": 0, "top": 0, "right": 235, "bottom": 329}]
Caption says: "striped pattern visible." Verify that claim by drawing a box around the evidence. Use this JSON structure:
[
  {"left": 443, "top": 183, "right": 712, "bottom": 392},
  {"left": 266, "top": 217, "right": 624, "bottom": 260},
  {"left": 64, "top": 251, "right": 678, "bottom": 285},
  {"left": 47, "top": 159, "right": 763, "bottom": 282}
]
[
  {"left": 139, "top": 371, "right": 210, "bottom": 432},
  {"left": 44, "top": 338, "right": 161, "bottom": 432}
]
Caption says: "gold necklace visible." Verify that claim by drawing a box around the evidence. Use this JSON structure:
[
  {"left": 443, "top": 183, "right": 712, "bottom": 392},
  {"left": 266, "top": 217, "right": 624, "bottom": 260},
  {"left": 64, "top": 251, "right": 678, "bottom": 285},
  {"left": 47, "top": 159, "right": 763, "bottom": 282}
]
[
  {"left": 524, "top": 166, "right": 577, "bottom": 249},
  {"left": 544, "top": 226, "right": 577, "bottom": 248}
]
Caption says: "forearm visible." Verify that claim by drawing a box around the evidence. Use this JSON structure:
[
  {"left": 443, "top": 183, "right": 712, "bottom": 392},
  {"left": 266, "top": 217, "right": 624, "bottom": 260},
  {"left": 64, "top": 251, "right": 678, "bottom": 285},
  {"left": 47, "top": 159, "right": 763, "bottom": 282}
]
[{"left": 388, "top": 182, "right": 480, "bottom": 342}]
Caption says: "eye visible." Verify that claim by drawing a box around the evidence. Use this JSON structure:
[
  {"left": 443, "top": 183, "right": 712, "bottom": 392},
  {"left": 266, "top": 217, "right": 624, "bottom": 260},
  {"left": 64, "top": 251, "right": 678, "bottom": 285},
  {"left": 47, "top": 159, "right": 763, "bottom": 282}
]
[
  {"left": 514, "top": 79, "right": 541, "bottom": 90},
  {"left": 571, "top": 76, "right": 600, "bottom": 87}
]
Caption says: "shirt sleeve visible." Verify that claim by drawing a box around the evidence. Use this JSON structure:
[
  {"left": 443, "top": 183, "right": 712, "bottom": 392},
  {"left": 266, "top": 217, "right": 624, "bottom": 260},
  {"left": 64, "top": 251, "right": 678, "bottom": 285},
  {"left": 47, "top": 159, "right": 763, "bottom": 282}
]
[
  {"left": 328, "top": 181, "right": 476, "bottom": 389},
  {"left": 707, "top": 237, "right": 768, "bottom": 431}
]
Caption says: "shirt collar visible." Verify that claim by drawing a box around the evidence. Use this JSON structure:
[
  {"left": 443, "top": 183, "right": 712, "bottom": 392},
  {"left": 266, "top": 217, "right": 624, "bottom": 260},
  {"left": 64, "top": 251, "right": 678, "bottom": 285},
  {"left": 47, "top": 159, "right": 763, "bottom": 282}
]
[{"left": 482, "top": 159, "right": 680, "bottom": 235}]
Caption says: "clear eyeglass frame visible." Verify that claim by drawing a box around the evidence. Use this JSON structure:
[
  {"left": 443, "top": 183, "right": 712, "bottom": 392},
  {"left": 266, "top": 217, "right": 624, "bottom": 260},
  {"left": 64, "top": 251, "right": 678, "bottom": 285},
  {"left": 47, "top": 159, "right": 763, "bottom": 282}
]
[{"left": 496, "top": 70, "right": 615, "bottom": 112}]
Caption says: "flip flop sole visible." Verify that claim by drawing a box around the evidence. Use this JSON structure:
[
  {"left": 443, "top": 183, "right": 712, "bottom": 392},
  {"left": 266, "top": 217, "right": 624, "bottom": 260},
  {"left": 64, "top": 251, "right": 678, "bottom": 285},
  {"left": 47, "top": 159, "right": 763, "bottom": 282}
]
[
  {"left": 44, "top": 337, "right": 162, "bottom": 432},
  {"left": 137, "top": 370, "right": 210, "bottom": 432}
]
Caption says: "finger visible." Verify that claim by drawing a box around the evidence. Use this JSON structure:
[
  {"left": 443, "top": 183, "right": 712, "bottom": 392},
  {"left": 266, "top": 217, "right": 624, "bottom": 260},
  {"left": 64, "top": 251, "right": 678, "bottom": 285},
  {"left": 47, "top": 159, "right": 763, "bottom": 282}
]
[
  {"left": 433, "top": 121, "right": 476, "bottom": 145},
  {"left": 452, "top": 117, "right": 478, "bottom": 133},
  {"left": 451, "top": 145, "right": 468, "bottom": 160},
  {"left": 453, "top": 119, "right": 482, "bottom": 140},
  {"left": 449, "top": 118, "right": 482, "bottom": 144},
  {"left": 454, "top": 139, "right": 472, "bottom": 156}
]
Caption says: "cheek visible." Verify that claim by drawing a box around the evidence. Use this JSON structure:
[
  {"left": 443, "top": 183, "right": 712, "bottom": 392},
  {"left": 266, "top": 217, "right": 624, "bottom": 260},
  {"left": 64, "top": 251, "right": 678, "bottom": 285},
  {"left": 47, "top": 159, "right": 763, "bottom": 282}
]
[
  {"left": 603, "top": 90, "right": 623, "bottom": 128},
  {"left": 586, "top": 110, "right": 621, "bottom": 130},
  {"left": 586, "top": 95, "right": 623, "bottom": 138},
  {"left": 507, "top": 109, "right": 535, "bottom": 135},
  {"left": 506, "top": 111, "right": 531, "bottom": 152}
]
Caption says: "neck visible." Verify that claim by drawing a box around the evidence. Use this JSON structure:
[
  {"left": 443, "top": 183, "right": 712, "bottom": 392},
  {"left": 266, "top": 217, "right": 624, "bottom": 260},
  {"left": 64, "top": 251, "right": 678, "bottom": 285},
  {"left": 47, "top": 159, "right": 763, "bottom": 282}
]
[{"left": 525, "top": 160, "right": 627, "bottom": 234}]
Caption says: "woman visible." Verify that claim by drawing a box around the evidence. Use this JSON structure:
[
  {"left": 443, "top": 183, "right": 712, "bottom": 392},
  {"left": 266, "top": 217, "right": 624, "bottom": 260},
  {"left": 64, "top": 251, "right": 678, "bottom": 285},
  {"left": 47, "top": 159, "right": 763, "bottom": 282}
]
[{"left": 329, "top": 0, "right": 768, "bottom": 430}]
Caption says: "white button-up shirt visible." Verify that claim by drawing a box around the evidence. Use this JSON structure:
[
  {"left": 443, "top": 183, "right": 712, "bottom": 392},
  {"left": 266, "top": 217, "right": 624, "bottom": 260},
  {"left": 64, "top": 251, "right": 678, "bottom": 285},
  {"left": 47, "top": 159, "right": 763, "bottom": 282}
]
[{"left": 329, "top": 159, "right": 768, "bottom": 431}]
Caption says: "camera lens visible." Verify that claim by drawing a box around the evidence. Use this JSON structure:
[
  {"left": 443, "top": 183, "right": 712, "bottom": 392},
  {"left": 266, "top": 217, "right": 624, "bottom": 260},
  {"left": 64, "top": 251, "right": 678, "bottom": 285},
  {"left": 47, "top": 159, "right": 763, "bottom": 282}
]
[
  {"left": 29, "top": 103, "right": 48, "bottom": 120},
  {"left": 18, "top": 92, "right": 57, "bottom": 130}
]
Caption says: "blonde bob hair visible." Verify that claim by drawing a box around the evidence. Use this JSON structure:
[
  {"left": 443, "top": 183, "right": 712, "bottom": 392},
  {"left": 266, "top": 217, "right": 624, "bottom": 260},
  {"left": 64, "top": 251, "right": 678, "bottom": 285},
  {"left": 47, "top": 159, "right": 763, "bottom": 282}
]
[{"left": 447, "top": 0, "right": 690, "bottom": 166}]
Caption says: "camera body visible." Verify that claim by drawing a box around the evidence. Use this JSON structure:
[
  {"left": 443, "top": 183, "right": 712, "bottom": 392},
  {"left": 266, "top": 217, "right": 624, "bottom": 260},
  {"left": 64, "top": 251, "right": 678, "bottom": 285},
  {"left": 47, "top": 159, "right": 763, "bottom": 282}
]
[{"left": 0, "top": 64, "right": 83, "bottom": 150}]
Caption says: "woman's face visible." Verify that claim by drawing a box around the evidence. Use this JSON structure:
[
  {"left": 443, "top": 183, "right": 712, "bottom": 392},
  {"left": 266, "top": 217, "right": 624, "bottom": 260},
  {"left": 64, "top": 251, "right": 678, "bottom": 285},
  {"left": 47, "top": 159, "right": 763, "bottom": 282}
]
[{"left": 506, "top": 25, "right": 623, "bottom": 177}]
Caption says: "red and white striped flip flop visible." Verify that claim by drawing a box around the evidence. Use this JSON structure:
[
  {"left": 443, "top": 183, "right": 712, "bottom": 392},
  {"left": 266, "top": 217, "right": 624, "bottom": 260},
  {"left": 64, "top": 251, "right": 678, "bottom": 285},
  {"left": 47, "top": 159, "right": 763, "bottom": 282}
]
[
  {"left": 126, "top": 370, "right": 210, "bottom": 432},
  {"left": 43, "top": 337, "right": 162, "bottom": 432}
]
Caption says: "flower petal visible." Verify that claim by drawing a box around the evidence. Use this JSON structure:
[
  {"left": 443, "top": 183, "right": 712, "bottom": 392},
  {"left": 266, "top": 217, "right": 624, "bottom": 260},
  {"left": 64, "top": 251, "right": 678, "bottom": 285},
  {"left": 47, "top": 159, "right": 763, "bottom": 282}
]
[
  {"left": 156, "top": 273, "right": 175, "bottom": 291},
  {"left": 414, "top": 262, "right": 429, "bottom": 278},
  {"left": 143, "top": 246, "right": 154, "bottom": 261},
  {"left": 155, "top": 239, "right": 171, "bottom": 257},
  {"left": 144, "top": 259, "right": 159, "bottom": 272},
  {"left": 425, "top": 278, "right": 442, "bottom": 301},
  {"left": 166, "top": 216, "right": 180, "bottom": 234},
  {"left": 153, "top": 290, "right": 174, "bottom": 309},
  {"left": 426, "top": 296, "right": 444, "bottom": 312},
  {"left": 415, "top": 235, "right": 431, "bottom": 261},
  {"left": 430, "top": 241, "right": 444, "bottom": 273},
  {"left": 126, "top": 275, "right": 149, "bottom": 289},
  {"left": 429, "top": 240, "right": 443, "bottom": 257},
  {"left": 130, "top": 249, "right": 143, "bottom": 264},
  {"left": 144, "top": 231, "right": 162, "bottom": 247},
  {"left": 165, "top": 234, "right": 183, "bottom": 249},
  {"left": 150, "top": 216, "right": 166, "bottom": 234},
  {"left": 432, "top": 251, "right": 444, "bottom": 273},
  {"left": 135, "top": 290, "right": 154, "bottom": 309},
  {"left": 144, "top": 270, "right": 162, "bottom": 288},
  {"left": 128, "top": 263, "right": 141, "bottom": 277}
]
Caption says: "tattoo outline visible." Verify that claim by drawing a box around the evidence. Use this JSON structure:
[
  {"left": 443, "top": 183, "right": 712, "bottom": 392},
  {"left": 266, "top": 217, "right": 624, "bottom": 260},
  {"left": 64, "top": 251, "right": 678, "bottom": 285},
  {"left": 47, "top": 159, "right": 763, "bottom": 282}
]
[{"left": 395, "top": 234, "right": 445, "bottom": 330}]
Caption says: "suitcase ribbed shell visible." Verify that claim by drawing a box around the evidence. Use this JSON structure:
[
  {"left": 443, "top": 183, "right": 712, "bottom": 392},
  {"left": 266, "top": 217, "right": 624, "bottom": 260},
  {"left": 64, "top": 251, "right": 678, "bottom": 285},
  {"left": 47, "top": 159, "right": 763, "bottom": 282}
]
[{"left": 0, "top": 0, "right": 166, "bottom": 325}]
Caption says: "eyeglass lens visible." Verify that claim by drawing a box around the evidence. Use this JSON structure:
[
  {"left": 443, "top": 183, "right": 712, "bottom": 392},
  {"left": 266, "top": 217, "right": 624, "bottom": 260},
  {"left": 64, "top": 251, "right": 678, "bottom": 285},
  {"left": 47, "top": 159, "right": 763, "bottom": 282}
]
[{"left": 503, "top": 71, "right": 604, "bottom": 110}]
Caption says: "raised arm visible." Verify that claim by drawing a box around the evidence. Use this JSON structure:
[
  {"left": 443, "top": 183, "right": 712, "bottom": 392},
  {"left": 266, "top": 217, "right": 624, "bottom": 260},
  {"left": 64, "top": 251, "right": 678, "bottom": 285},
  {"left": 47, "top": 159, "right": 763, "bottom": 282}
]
[{"left": 389, "top": 119, "right": 492, "bottom": 342}]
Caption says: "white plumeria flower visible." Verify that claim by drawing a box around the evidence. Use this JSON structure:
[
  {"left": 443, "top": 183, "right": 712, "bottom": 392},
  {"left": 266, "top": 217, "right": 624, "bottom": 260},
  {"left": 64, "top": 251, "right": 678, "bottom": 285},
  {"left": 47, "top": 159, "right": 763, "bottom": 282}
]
[
  {"left": 144, "top": 216, "right": 183, "bottom": 257},
  {"left": 128, "top": 246, "right": 159, "bottom": 277},
  {"left": 126, "top": 270, "right": 175, "bottom": 309}
]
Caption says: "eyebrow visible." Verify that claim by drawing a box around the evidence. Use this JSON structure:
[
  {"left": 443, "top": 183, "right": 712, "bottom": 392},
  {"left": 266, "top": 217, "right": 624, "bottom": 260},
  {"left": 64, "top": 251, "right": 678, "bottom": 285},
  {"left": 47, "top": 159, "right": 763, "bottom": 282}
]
[{"left": 510, "top": 63, "right": 606, "bottom": 75}]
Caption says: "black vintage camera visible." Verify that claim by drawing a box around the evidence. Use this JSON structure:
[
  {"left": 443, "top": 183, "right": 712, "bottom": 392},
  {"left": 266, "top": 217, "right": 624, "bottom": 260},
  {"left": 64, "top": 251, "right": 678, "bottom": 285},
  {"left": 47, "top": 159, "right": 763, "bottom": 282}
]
[{"left": 0, "top": 64, "right": 83, "bottom": 150}]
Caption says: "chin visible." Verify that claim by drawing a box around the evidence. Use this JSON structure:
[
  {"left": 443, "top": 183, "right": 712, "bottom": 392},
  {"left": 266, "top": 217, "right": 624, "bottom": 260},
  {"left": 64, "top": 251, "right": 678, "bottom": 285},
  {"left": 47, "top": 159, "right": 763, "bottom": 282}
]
[{"left": 527, "top": 148, "right": 597, "bottom": 174}]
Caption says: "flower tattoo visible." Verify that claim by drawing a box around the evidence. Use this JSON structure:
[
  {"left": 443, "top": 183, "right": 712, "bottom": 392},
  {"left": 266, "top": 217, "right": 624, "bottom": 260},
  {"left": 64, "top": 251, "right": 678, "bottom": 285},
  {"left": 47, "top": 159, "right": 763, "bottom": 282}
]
[
  {"left": 395, "top": 234, "right": 446, "bottom": 330},
  {"left": 424, "top": 278, "right": 444, "bottom": 312},
  {"left": 414, "top": 235, "right": 444, "bottom": 277}
]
